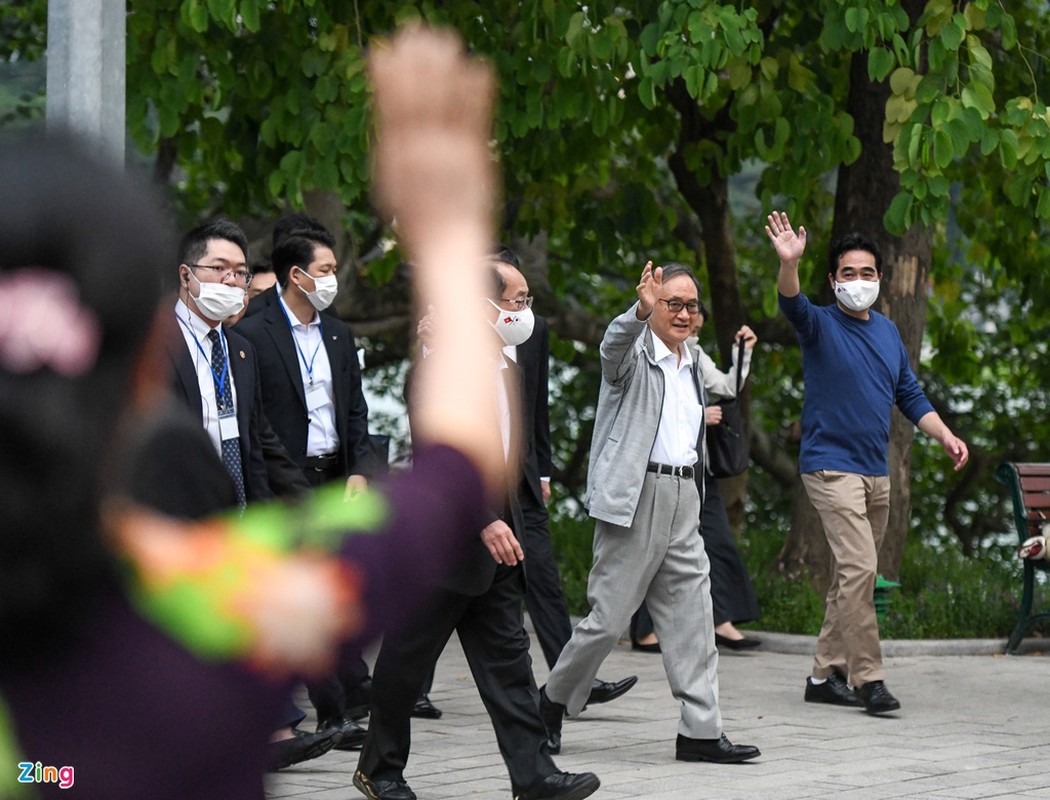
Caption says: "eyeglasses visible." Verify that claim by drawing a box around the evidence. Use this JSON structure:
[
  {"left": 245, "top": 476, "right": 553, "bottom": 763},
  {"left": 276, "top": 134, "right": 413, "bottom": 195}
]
[
  {"left": 501, "top": 295, "right": 534, "bottom": 311},
  {"left": 658, "top": 298, "right": 701, "bottom": 315},
  {"left": 189, "top": 263, "right": 253, "bottom": 286}
]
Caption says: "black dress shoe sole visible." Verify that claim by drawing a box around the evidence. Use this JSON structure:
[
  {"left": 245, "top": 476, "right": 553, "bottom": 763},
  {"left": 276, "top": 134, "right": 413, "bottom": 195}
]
[
  {"left": 334, "top": 731, "right": 367, "bottom": 750},
  {"left": 804, "top": 691, "right": 862, "bottom": 707},
  {"left": 861, "top": 700, "right": 901, "bottom": 715},
  {"left": 630, "top": 641, "right": 661, "bottom": 653},
  {"left": 586, "top": 675, "right": 639, "bottom": 706},
  {"left": 715, "top": 634, "right": 762, "bottom": 650},
  {"left": 410, "top": 702, "right": 443, "bottom": 719},
  {"left": 269, "top": 733, "right": 335, "bottom": 771},
  {"left": 516, "top": 773, "right": 600, "bottom": 800},
  {"left": 676, "top": 747, "right": 761, "bottom": 764}
]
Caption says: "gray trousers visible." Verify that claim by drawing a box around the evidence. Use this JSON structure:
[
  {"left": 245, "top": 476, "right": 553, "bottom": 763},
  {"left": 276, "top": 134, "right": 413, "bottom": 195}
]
[{"left": 545, "top": 471, "right": 722, "bottom": 739}]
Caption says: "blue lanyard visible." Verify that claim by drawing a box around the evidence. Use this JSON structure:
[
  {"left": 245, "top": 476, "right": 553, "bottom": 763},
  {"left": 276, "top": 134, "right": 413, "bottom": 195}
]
[
  {"left": 177, "top": 315, "right": 231, "bottom": 410},
  {"left": 278, "top": 299, "right": 324, "bottom": 385}
]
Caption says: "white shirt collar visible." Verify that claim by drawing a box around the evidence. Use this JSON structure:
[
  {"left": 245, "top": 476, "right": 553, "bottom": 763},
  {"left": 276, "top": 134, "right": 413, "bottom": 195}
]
[
  {"left": 651, "top": 333, "right": 692, "bottom": 367},
  {"left": 174, "top": 297, "right": 216, "bottom": 341},
  {"left": 277, "top": 283, "right": 319, "bottom": 327}
]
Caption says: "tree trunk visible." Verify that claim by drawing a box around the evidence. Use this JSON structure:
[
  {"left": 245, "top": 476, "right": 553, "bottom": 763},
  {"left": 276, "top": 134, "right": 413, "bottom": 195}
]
[{"left": 779, "top": 12, "right": 931, "bottom": 589}]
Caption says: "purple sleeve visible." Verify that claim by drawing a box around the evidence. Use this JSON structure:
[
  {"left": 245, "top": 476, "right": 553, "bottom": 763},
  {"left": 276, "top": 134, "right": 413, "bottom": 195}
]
[{"left": 336, "top": 444, "right": 487, "bottom": 647}]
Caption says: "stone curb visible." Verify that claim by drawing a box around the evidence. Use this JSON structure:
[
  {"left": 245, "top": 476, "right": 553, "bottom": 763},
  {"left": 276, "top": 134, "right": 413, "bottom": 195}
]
[{"left": 746, "top": 629, "right": 1050, "bottom": 657}]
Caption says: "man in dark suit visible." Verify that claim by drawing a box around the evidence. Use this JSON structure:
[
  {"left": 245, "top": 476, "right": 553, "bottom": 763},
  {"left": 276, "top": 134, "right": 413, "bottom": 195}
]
[
  {"left": 352, "top": 264, "right": 599, "bottom": 800},
  {"left": 236, "top": 225, "right": 374, "bottom": 492},
  {"left": 170, "top": 220, "right": 274, "bottom": 505},
  {"left": 236, "top": 221, "right": 374, "bottom": 748},
  {"left": 170, "top": 220, "right": 335, "bottom": 768},
  {"left": 493, "top": 248, "right": 637, "bottom": 712}
]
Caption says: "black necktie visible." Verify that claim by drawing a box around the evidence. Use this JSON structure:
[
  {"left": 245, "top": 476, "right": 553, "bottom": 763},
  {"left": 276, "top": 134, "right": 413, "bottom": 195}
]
[{"left": 207, "top": 328, "right": 247, "bottom": 509}]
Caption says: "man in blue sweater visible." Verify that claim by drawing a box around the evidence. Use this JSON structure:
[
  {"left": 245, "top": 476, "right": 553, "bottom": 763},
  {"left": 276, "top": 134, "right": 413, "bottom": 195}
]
[{"left": 766, "top": 211, "right": 968, "bottom": 715}]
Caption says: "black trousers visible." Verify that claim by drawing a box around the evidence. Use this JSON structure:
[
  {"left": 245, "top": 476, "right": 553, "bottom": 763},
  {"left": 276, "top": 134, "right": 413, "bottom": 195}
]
[
  {"left": 357, "top": 565, "right": 557, "bottom": 793},
  {"left": 520, "top": 511, "right": 574, "bottom": 671}
]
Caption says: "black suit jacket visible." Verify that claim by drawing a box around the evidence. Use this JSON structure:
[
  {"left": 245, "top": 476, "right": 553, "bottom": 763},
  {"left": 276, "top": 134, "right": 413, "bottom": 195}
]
[
  {"left": 166, "top": 316, "right": 273, "bottom": 502},
  {"left": 514, "top": 316, "right": 552, "bottom": 523},
  {"left": 235, "top": 298, "right": 373, "bottom": 478},
  {"left": 406, "top": 353, "right": 529, "bottom": 597}
]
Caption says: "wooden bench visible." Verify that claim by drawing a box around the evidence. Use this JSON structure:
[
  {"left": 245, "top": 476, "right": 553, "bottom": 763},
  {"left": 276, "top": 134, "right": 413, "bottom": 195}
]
[{"left": 996, "top": 462, "right": 1050, "bottom": 654}]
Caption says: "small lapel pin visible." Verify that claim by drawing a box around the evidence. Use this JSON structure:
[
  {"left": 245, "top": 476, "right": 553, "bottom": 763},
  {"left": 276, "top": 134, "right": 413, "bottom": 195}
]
[
  {"left": 239, "top": 350, "right": 246, "bottom": 359},
  {"left": 331, "top": 335, "right": 337, "bottom": 340}
]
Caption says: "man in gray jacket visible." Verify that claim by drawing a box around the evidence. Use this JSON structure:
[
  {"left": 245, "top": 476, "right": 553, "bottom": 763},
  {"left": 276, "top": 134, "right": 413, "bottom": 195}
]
[{"left": 539, "top": 261, "right": 760, "bottom": 764}]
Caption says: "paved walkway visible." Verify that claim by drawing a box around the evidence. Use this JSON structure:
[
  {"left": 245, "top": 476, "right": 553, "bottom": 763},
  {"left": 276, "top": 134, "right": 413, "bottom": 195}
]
[{"left": 266, "top": 630, "right": 1049, "bottom": 800}]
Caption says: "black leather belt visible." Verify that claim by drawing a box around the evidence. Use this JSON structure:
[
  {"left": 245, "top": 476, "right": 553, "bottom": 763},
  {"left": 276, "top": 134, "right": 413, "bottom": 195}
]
[
  {"left": 304, "top": 453, "right": 339, "bottom": 471},
  {"left": 646, "top": 461, "right": 694, "bottom": 480}
]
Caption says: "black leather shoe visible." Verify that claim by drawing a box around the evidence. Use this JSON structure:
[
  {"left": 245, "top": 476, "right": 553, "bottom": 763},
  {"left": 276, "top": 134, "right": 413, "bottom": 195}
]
[
  {"left": 675, "top": 733, "right": 761, "bottom": 763},
  {"left": 318, "top": 715, "right": 367, "bottom": 750},
  {"left": 514, "top": 771, "right": 600, "bottom": 800},
  {"left": 411, "top": 693, "right": 443, "bottom": 719},
  {"left": 804, "top": 672, "right": 861, "bottom": 706},
  {"left": 353, "top": 770, "right": 416, "bottom": 800},
  {"left": 715, "top": 633, "right": 762, "bottom": 650},
  {"left": 586, "top": 675, "right": 638, "bottom": 706},
  {"left": 630, "top": 639, "right": 661, "bottom": 653},
  {"left": 857, "top": 680, "right": 901, "bottom": 714},
  {"left": 538, "top": 686, "right": 565, "bottom": 755},
  {"left": 267, "top": 728, "right": 336, "bottom": 771}
]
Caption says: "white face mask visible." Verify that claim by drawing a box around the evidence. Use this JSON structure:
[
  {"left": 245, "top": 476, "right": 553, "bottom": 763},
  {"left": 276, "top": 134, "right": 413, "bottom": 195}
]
[
  {"left": 488, "top": 300, "right": 535, "bottom": 347},
  {"left": 188, "top": 270, "right": 246, "bottom": 321},
  {"left": 834, "top": 279, "right": 880, "bottom": 312},
  {"left": 297, "top": 269, "right": 338, "bottom": 311}
]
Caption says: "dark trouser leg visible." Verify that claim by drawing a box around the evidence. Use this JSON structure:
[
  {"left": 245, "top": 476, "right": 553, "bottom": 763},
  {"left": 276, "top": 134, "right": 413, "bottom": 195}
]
[
  {"left": 457, "top": 564, "right": 557, "bottom": 793},
  {"left": 521, "top": 515, "right": 574, "bottom": 671},
  {"left": 356, "top": 591, "right": 465, "bottom": 783},
  {"left": 630, "top": 602, "right": 655, "bottom": 642},
  {"left": 700, "top": 475, "right": 759, "bottom": 626}
]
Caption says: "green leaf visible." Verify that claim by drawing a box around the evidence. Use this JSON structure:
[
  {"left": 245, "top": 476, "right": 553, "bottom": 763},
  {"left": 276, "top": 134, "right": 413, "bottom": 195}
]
[
  {"left": 889, "top": 67, "right": 915, "bottom": 96},
  {"left": 961, "top": 82, "right": 995, "bottom": 119},
  {"left": 240, "top": 0, "right": 261, "bottom": 32},
  {"left": 868, "top": 47, "right": 894, "bottom": 82},
  {"left": 884, "top": 191, "right": 913, "bottom": 234},
  {"left": 639, "top": 22, "right": 661, "bottom": 55},
  {"left": 933, "top": 127, "right": 954, "bottom": 169}
]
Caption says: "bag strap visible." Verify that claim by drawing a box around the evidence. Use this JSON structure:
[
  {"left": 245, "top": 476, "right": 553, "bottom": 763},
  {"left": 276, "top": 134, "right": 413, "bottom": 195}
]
[{"left": 733, "top": 336, "right": 745, "bottom": 394}]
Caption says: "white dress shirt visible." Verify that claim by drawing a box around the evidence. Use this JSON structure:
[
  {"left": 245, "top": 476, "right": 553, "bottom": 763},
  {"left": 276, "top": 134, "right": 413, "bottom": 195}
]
[
  {"left": 277, "top": 289, "right": 340, "bottom": 457},
  {"left": 174, "top": 298, "right": 238, "bottom": 458},
  {"left": 648, "top": 336, "right": 701, "bottom": 467}
]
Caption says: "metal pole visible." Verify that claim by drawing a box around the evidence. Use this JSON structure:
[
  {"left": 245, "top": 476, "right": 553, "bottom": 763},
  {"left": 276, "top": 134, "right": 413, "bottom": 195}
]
[{"left": 46, "top": 0, "right": 126, "bottom": 166}]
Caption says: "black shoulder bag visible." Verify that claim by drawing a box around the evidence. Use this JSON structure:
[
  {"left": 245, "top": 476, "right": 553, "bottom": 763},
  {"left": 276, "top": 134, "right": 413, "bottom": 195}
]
[{"left": 705, "top": 337, "right": 749, "bottom": 478}]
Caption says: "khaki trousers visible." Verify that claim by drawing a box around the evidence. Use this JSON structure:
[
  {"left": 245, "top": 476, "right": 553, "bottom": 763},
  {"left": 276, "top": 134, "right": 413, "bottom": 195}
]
[{"left": 801, "top": 470, "right": 891, "bottom": 686}]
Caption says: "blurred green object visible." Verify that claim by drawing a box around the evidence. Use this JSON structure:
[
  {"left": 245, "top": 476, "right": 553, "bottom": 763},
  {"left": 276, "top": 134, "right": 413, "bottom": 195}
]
[{"left": 874, "top": 575, "right": 901, "bottom": 623}]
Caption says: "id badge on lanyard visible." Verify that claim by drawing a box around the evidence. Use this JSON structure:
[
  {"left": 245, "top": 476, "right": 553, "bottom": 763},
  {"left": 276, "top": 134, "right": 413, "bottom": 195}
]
[
  {"left": 218, "top": 405, "right": 240, "bottom": 442},
  {"left": 305, "top": 381, "right": 329, "bottom": 412}
]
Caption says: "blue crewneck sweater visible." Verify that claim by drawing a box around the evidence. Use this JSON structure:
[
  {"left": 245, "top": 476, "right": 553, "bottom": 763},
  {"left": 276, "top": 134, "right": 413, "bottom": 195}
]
[{"left": 779, "top": 292, "right": 933, "bottom": 476}]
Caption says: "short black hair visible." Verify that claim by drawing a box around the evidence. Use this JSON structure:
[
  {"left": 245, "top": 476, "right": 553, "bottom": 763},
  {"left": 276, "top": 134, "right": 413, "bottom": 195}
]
[
  {"left": 489, "top": 265, "right": 505, "bottom": 300},
  {"left": 271, "top": 228, "right": 336, "bottom": 288},
  {"left": 828, "top": 232, "right": 883, "bottom": 277},
  {"left": 273, "top": 213, "right": 328, "bottom": 248},
  {"left": 658, "top": 261, "right": 703, "bottom": 296},
  {"left": 491, "top": 242, "right": 519, "bottom": 268},
  {"left": 250, "top": 261, "right": 274, "bottom": 276},
  {"left": 178, "top": 219, "right": 248, "bottom": 269}
]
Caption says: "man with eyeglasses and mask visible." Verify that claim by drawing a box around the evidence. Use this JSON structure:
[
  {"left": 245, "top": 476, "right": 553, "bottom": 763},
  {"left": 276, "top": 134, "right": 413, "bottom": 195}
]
[
  {"left": 538, "top": 261, "right": 760, "bottom": 767},
  {"left": 353, "top": 260, "right": 600, "bottom": 800},
  {"left": 172, "top": 219, "right": 273, "bottom": 507}
]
